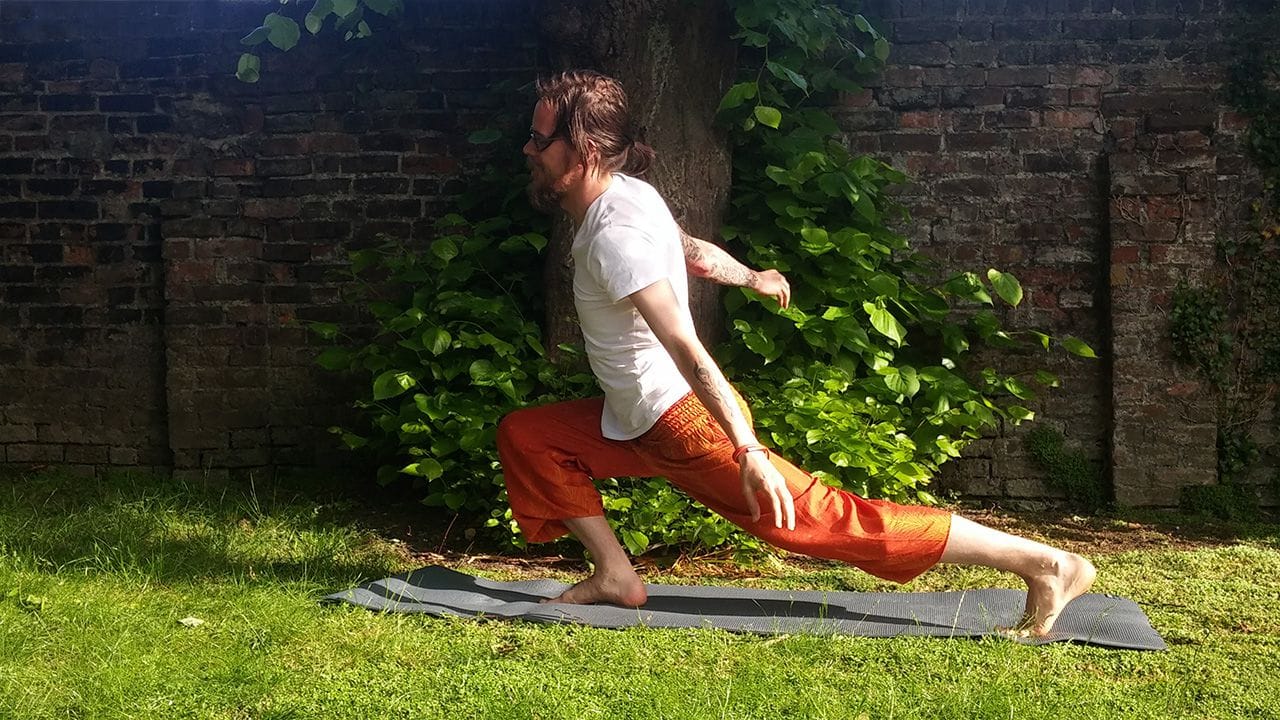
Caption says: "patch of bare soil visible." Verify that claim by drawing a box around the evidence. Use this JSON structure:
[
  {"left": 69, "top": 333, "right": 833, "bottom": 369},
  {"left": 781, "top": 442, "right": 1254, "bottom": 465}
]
[{"left": 347, "top": 501, "right": 1277, "bottom": 581}]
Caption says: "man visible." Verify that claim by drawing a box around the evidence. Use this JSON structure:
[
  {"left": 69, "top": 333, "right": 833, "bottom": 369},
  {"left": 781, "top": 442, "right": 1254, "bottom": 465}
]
[{"left": 497, "top": 70, "right": 1095, "bottom": 636}]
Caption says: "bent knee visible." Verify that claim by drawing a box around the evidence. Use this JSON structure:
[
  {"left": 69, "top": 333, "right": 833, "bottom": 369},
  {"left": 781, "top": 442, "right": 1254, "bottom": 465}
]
[{"left": 497, "top": 408, "right": 540, "bottom": 453}]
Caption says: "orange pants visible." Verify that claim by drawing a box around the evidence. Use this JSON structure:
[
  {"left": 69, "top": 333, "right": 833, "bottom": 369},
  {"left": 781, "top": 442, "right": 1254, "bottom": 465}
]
[{"left": 496, "top": 391, "right": 952, "bottom": 584}]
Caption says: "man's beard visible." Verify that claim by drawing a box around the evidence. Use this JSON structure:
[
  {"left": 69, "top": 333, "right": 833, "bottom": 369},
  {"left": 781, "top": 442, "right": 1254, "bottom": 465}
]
[{"left": 526, "top": 165, "right": 578, "bottom": 214}]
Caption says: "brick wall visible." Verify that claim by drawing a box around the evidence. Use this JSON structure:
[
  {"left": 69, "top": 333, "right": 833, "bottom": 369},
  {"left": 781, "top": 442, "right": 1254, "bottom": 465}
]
[
  {"left": 0, "top": 0, "right": 538, "bottom": 480},
  {"left": 853, "top": 0, "right": 1262, "bottom": 505},
  {"left": 0, "top": 0, "right": 1269, "bottom": 505}
]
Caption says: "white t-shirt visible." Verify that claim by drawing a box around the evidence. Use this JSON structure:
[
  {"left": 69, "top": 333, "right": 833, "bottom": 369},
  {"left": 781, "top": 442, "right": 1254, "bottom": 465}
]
[{"left": 571, "top": 173, "right": 692, "bottom": 440}]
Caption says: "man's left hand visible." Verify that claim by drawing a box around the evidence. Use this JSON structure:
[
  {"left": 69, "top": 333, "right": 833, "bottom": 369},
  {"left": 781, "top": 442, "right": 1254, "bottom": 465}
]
[
  {"left": 753, "top": 269, "right": 791, "bottom": 309},
  {"left": 738, "top": 451, "right": 796, "bottom": 531}
]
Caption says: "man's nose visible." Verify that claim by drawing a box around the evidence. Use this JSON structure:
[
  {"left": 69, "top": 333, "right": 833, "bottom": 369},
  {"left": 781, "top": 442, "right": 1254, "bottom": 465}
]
[{"left": 522, "top": 138, "right": 536, "bottom": 157}]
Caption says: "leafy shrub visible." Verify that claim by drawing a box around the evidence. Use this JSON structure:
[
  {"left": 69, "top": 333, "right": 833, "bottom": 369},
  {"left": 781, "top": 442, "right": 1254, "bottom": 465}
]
[
  {"left": 1024, "top": 426, "right": 1109, "bottom": 513},
  {"left": 306, "top": 0, "right": 1097, "bottom": 554},
  {"left": 314, "top": 221, "right": 760, "bottom": 551},
  {"left": 1179, "top": 482, "right": 1259, "bottom": 521},
  {"left": 717, "top": 0, "right": 1094, "bottom": 503},
  {"left": 311, "top": 212, "right": 581, "bottom": 536}
]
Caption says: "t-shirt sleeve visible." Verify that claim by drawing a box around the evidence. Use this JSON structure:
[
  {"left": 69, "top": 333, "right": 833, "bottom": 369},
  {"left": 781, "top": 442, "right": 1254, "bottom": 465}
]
[{"left": 586, "top": 224, "right": 672, "bottom": 303}]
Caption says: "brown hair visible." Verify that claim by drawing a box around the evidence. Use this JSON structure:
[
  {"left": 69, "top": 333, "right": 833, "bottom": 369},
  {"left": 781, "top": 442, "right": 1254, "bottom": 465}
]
[{"left": 535, "top": 70, "right": 656, "bottom": 176}]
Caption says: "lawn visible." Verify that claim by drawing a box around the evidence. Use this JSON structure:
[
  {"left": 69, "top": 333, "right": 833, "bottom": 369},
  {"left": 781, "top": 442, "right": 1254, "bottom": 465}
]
[{"left": 0, "top": 470, "right": 1277, "bottom": 719}]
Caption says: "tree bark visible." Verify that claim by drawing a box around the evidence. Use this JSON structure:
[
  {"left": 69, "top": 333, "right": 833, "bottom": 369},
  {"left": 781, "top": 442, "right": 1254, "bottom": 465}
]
[{"left": 536, "top": 0, "right": 738, "bottom": 357}]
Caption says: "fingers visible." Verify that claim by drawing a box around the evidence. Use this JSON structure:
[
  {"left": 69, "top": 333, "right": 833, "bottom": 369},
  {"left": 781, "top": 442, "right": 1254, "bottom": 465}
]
[
  {"left": 743, "top": 487, "right": 761, "bottom": 523},
  {"left": 741, "top": 457, "right": 795, "bottom": 531},
  {"left": 754, "top": 270, "right": 791, "bottom": 310},
  {"left": 772, "top": 271, "right": 790, "bottom": 309},
  {"left": 782, "top": 486, "right": 795, "bottom": 531},
  {"left": 766, "top": 480, "right": 795, "bottom": 531},
  {"left": 769, "top": 487, "right": 782, "bottom": 529}
]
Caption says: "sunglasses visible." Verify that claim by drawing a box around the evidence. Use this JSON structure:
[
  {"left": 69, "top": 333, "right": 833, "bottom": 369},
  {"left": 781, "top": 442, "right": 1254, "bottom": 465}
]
[{"left": 528, "top": 130, "right": 566, "bottom": 152}]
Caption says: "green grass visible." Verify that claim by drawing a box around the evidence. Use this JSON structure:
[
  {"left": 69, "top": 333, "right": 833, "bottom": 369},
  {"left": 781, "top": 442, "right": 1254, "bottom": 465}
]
[{"left": 0, "top": 470, "right": 1278, "bottom": 719}]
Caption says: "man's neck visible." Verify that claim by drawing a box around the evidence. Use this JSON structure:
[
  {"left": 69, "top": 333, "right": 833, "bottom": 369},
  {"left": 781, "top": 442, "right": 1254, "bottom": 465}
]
[{"left": 562, "top": 170, "right": 614, "bottom": 226}]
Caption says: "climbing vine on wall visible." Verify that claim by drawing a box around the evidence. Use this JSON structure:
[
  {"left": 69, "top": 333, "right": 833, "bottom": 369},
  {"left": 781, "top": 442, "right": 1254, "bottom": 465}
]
[{"left": 1168, "top": 1, "right": 1280, "bottom": 515}]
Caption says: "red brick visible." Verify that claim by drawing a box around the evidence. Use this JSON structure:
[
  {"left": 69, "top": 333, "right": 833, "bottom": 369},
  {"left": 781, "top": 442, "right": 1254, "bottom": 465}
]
[
  {"left": 987, "top": 67, "right": 1050, "bottom": 86},
  {"left": 65, "top": 245, "right": 93, "bottom": 265},
  {"left": 261, "top": 136, "right": 305, "bottom": 155},
  {"left": 947, "top": 132, "right": 1001, "bottom": 151},
  {"left": 213, "top": 158, "right": 254, "bottom": 176},
  {"left": 995, "top": 245, "right": 1026, "bottom": 264},
  {"left": 402, "top": 154, "right": 458, "bottom": 175},
  {"left": 241, "top": 105, "right": 265, "bottom": 134},
  {"left": 893, "top": 42, "right": 951, "bottom": 66},
  {"left": 905, "top": 156, "right": 957, "bottom": 174},
  {"left": 921, "top": 67, "right": 986, "bottom": 86},
  {"left": 1069, "top": 87, "right": 1101, "bottom": 106},
  {"left": 1220, "top": 110, "right": 1250, "bottom": 132},
  {"left": 983, "top": 109, "right": 1032, "bottom": 129},
  {"left": 1142, "top": 197, "right": 1184, "bottom": 221},
  {"left": 1052, "top": 66, "right": 1113, "bottom": 87},
  {"left": 900, "top": 111, "right": 944, "bottom": 129},
  {"left": 243, "top": 199, "right": 300, "bottom": 219},
  {"left": 304, "top": 133, "right": 359, "bottom": 153},
  {"left": 882, "top": 67, "right": 925, "bottom": 87},
  {"left": 1043, "top": 110, "right": 1097, "bottom": 129},
  {"left": 1032, "top": 290, "right": 1059, "bottom": 309},
  {"left": 169, "top": 260, "right": 215, "bottom": 283},
  {"left": 195, "top": 238, "right": 262, "bottom": 259},
  {"left": 838, "top": 90, "right": 875, "bottom": 108}
]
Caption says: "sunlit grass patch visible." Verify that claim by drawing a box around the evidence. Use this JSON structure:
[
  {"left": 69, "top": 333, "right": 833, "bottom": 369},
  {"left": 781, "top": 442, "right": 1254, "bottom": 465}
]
[{"left": 0, "top": 469, "right": 1276, "bottom": 719}]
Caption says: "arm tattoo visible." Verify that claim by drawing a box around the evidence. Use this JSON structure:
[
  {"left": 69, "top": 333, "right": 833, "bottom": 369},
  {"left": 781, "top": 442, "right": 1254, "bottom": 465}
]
[
  {"left": 679, "top": 228, "right": 759, "bottom": 288},
  {"left": 679, "top": 228, "right": 705, "bottom": 270},
  {"left": 694, "top": 363, "right": 735, "bottom": 411},
  {"left": 719, "top": 263, "right": 759, "bottom": 289}
]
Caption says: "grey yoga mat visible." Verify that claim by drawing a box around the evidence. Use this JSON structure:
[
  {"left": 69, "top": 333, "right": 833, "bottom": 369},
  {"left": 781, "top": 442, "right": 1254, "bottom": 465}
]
[{"left": 323, "top": 565, "right": 1165, "bottom": 651}]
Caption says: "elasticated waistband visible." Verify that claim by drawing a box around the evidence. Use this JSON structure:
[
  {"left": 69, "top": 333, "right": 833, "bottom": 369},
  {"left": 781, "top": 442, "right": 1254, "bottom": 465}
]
[
  {"left": 644, "top": 389, "right": 753, "bottom": 442},
  {"left": 649, "top": 391, "right": 705, "bottom": 436}
]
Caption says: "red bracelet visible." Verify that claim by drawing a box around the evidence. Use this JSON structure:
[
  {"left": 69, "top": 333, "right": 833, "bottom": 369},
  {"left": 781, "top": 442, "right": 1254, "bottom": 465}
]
[{"left": 732, "top": 443, "right": 770, "bottom": 462}]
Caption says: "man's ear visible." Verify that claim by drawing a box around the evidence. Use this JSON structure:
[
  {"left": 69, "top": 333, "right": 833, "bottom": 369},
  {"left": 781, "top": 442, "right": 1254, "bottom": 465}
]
[{"left": 573, "top": 140, "right": 599, "bottom": 174}]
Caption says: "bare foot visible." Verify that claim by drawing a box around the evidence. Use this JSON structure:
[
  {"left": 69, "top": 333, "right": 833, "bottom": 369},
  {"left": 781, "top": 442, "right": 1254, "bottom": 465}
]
[
  {"left": 542, "top": 568, "right": 648, "bottom": 607},
  {"left": 1014, "top": 551, "right": 1097, "bottom": 637}
]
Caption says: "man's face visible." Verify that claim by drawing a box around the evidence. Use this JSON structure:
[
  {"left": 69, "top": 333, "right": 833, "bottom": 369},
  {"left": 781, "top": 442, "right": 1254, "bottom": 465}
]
[{"left": 524, "top": 101, "right": 582, "bottom": 213}]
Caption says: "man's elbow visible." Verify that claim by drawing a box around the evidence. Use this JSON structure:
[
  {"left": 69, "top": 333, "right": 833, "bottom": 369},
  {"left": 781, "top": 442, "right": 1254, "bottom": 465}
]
[{"left": 685, "top": 259, "right": 713, "bottom": 278}]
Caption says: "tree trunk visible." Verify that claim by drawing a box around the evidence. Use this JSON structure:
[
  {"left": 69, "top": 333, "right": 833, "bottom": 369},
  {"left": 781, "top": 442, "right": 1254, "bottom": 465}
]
[{"left": 537, "top": 0, "right": 738, "bottom": 358}]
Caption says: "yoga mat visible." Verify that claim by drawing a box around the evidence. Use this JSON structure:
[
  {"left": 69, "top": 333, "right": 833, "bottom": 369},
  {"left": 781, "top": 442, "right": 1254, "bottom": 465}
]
[{"left": 324, "top": 565, "right": 1165, "bottom": 651}]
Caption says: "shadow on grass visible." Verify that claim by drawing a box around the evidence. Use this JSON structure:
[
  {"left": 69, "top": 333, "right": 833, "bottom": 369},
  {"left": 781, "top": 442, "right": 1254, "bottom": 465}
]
[
  {"left": 0, "top": 468, "right": 427, "bottom": 588},
  {"left": 3, "top": 467, "right": 1277, "bottom": 591}
]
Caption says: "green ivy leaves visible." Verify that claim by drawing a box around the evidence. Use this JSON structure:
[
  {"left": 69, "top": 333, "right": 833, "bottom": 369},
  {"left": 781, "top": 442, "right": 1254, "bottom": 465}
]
[
  {"left": 306, "top": 198, "right": 594, "bottom": 522},
  {"left": 718, "top": 0, "right": 1098, "bottom": 504},
  {"left": 718, "top": 82, "right": 758, "bottom": 112},
  {"left": 754, "top": 106, "right": 782, "bottom": 129},
  {"left": 1061, "top": 336, "right": 1098, "bottom": 358},
  {"left": 262, "top": 13, "right": 301, "bottom": 51},
  {"left": 372, "top": 370, "right": 417, "bottom": 400},
  {"left": 863, "top": 301, "right": 905, "bottom": 346},
  {"left": 235, "top": 0, "right": 404, "bottom": 82},
  {"left": 235, "top": 53, "right": 260, "bottom": 84},
  {"left": 766, "top": 61, "right": 807, "bottom": 91},
  {"left": 237, "top": 12, "right": 300, "bottom": 81},
  {"left": 987, "top": 269, "right": 1023, "bottom": 306}
]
